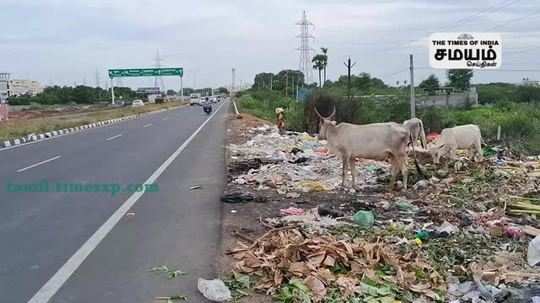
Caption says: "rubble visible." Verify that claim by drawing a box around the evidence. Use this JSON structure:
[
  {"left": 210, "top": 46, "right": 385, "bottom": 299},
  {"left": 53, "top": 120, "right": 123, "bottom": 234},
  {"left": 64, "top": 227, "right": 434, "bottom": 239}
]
[{"left": 223, "top": 124, "right": 540, "bottom": 302}]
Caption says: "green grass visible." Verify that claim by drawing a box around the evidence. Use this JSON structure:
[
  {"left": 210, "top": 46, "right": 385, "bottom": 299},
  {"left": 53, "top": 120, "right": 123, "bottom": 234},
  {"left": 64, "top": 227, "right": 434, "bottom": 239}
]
[
  {"left": 237, "top": 90, "right": 305, "bottom": 131},
  {"left": 0, "top": 102, "right": 186, "bottom": 141}
]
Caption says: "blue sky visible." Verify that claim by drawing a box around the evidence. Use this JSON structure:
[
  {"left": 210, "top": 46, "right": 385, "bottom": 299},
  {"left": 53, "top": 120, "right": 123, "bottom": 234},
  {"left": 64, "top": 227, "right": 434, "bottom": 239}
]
[{"left": 1, "top": 0, "right": 539, "bottom": 89}]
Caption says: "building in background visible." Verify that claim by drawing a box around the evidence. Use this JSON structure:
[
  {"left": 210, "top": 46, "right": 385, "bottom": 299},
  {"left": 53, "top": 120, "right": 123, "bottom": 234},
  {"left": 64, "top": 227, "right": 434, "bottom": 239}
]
[
  {"left": 9, "top": 79, "right": 43, "bottom": 96},
  {"left": 522, "top": 78, "right": 540, "bottom": 86},
  {"left": 0, "top": 73, "right": 10, "bottom": 102}
]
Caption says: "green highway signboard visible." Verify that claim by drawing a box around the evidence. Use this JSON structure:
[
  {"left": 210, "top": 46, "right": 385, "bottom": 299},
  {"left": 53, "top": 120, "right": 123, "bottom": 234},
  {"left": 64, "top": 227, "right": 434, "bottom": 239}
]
[{"left": 108, "top": 68, "right": 183, "bottom": 78}]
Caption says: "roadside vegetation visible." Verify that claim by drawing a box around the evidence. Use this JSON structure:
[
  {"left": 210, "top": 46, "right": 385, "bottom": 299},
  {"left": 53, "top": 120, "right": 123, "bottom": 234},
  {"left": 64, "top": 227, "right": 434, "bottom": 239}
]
[
  {"left": 236, "top": 64, "right": 540, "bottom": 154},
  {"left": 0, "top": 102, "right": 185, "bottom": 141}
]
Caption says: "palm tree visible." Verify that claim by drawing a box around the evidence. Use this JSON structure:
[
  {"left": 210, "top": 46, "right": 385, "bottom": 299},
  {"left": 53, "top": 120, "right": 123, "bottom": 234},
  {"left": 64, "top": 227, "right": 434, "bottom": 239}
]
[
  {"left": 312, "top": 54, "right": 325, "bottom": 88},
  {"left": 320, "top": 48, "right": 328, "bottom": 86}
]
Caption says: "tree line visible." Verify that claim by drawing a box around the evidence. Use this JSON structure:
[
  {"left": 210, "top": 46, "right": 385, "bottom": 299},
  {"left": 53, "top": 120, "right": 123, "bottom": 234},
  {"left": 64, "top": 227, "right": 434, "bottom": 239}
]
[{"left": 8, "top": 86, "right": 230, "bottom": 105}]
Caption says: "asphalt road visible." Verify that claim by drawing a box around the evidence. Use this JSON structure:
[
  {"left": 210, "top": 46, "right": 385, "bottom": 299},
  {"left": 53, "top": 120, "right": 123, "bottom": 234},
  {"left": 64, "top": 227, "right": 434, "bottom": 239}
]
[{"left": 0, "top": 101, "right": 229, "bottom": 302}]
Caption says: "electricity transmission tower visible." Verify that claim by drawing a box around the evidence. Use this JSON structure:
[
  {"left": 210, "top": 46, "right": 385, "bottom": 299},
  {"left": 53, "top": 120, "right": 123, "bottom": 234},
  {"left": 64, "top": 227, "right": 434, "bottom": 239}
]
[
  {"left": 297, "top": 11, "right": 314, "bottom": 84},
  {"left": 95, "top": 68, "right": 100, "bottom": 88},
  {"left": 154, "top": 49, "right": 165, "bottom": 92}
]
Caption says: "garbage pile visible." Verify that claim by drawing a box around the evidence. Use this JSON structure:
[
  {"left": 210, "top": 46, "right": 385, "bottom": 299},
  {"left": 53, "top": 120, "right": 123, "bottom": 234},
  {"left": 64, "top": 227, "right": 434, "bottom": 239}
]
[
  {"left": 228, "top": 126, "right": 389, "bottom": 194},
  {"left": 224, "top": 125, "right": 540, "bottom": 302}
]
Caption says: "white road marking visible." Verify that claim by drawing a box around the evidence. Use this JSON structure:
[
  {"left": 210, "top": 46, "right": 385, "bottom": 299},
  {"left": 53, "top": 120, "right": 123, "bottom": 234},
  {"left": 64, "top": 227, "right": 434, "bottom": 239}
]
[
  {"left": 105, "top": 134, "right": 123, "bottom": 141},
  {"left": 162, "top": 117, "right": 169, "bottom": 121},
  {"left": 143, "top": 123, "right": 153, "bottom": 128},
  {"left": 27, "top": 100, "right": 227, "bottom": 303},
  {"left": 17, "top": 155, "right": 61, "bottom": 173}
]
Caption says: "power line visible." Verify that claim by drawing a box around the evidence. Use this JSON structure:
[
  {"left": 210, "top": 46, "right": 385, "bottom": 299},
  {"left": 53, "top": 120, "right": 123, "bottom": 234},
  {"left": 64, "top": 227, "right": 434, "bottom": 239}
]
[
  {"left": 438, "top": 0, "right": 521, "bottom": 31},
  {"left": 380, "top": 67, "right": 409, "bottom": 78},
  {"left": 484, "top": 8, "right": 540, "bottom": 31}
]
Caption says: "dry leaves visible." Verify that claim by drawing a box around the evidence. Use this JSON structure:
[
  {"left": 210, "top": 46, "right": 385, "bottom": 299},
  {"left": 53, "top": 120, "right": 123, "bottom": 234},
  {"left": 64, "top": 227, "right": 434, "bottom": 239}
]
[{"left": 228, "top": 227, "right": 445, "bottom": 298}]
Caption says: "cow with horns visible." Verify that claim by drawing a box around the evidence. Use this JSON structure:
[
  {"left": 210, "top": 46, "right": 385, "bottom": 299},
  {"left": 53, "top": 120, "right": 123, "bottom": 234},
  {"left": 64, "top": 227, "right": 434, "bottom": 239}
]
[{"left": 315, "top": 107, "right": 411, "bottom": 190}]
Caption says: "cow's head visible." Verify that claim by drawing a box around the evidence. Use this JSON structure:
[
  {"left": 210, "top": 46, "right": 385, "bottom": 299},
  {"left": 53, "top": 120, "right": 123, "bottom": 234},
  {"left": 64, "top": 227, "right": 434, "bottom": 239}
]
[{"left": 314, "top": 106, "right": 336, "bottom": 140}]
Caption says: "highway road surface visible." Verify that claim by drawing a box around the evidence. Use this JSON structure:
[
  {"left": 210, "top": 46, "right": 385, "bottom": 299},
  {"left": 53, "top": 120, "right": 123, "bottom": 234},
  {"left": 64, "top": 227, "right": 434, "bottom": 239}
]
[{"left": 0, "top": 101, "right": 229, "bottom": 302}]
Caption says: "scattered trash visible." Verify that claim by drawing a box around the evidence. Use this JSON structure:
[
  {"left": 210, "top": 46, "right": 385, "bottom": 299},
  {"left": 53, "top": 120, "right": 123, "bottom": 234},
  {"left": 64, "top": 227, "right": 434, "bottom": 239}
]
[
  {"left": 436, "top": 221, "right": 459, "bottom": 236},
  {"left": 197, "top": 278, "right": 232, "bottom": 302},
  {"left": 154, "top": 295, "right": 188, "bottom": 302},
  {"left": 318, "top": 204, "right": 345, "bottom": 218},
  {"left": 415, "top": 230, "right": 430, "bottom": 241},
  {"left": 286, "top": 192, "right": 301, "bottom": 199},
  {"left": 221, "top": 191, "right": 258, "bottom": 203},
  {"left": 227, "top": 126, "right": 390, "bottom": 194},
  {"left": 396, "top": 199, "right": 419, "bottom": 213},
  {"left": 149, "top": 265, "right": 187, "bottom": 279},
  {"left": 414, "top": 179, "right": 429, "bottom": 191},
  {"left": 223, "top": 122, "right": 540, "bottom": 302},
  {"left": 230, "top": 209, "right": 237, "bottom": 214},
  {"left": 190, "top": 185, "right": 202, "bottom": 190},
  {"left": 280, "top": 207, "right": 305, "bottom": 216},
  {"left": 352, "top": 210, "right": 374, "bottom": 228},
  {"left": 528, "top": 236, "right": 540, "bottom": 267}
]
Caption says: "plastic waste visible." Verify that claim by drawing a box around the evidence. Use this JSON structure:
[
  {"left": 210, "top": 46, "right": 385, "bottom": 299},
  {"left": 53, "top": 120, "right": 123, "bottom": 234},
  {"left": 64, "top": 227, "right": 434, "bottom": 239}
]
[
  {"left": 352, "top": 210, "right": 374, "bottom": 228},
  {"left": 396, "top": 200, "right": 419, "bottom": 212},
  {"left": 436, "top": 221, "right": 459, "bottom": 236},
  {"left": 280, "top": 207, "right": 305, "bottom": 216},
  {"left": 197, "top": 278, "right": 232, "bottom": 302},
  {"left": 528, "top": 235, "right": 540, "bottom": 266},
  {"left": 415, "top": 230, "right": 430, "bottom": 241}
]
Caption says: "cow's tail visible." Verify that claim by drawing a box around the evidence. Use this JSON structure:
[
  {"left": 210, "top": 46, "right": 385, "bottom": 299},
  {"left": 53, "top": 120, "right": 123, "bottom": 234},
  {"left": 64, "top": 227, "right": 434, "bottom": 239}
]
[
  {"left": 410, "top": 132, "right": 426, "bottom": 180},
  {"left": 419, "top": 119, "right": 427, "bottom": 149}
]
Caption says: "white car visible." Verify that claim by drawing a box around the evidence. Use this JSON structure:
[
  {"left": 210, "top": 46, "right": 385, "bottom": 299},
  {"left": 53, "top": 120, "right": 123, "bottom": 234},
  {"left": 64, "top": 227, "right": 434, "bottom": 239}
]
[{"left": 132, "top": 100, "right": 145, "bottom": 107}]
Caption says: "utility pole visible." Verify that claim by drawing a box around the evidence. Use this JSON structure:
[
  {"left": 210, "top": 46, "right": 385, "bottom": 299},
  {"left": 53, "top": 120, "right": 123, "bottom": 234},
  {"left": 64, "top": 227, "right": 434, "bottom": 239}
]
[
  {"left": 409, "top": 54, "right": 416, "bottom": 118},
  {"left": 232, "top": 68, "right": 236, "bottom": 94},
  {"left": 154, "top": 49, "right": 165, "bottom": 92},
  {"left": 270, "top": 74, "right": 273, "bottom": 90},
  {"left": 180, "top": 75, "right": 183, "bottom": 99},
  {"left": 285, "top": 72, "right": 288, "bottom": 97},
  {"left": 110, "top": 78, "right": 115, "bottom": 105},
  {"left": 95, "top": 69, "right": 100, "bottom": 88},
  {"left": 343, "top": 57, "right": 356, "bottom": 100}
]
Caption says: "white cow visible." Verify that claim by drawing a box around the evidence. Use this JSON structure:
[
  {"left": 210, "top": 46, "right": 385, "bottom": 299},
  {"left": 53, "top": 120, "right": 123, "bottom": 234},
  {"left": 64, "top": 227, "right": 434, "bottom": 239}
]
[
  {"left": 403, "top": 118, "right": 427, "bottom": 148},
  {"left": 430, "top": 124, "right": 483, "bottom": 164},
  {"left": 316, "top": 108, "right": 410, "bottom": 190}
]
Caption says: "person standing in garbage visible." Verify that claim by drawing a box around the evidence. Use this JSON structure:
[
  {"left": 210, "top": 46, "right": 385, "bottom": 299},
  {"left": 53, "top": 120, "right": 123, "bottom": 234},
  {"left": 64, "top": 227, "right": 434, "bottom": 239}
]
[{"left": 275, "top": 107, "right": 286, "bottom": 135}]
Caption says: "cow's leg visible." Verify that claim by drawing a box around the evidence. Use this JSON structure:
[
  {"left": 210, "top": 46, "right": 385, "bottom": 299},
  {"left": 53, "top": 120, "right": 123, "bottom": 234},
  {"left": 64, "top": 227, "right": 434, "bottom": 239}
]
[
  {"left": 449, "top": 145, "right": 457, "bottom": 162},
  {"left": 475, "top": 139, "right": 483, "bottom": 162},
  {"left": 349, "top": 157, "right": 359, "bottom": 190},
  {"left": 400, "top": 157, "right": 408, "bottom": 190},
  {"left": 341, "top": 157, "right": 348, "bottom": 187},
  {"left": 388, "top": 157, "right": 399, "bottom": 190}
]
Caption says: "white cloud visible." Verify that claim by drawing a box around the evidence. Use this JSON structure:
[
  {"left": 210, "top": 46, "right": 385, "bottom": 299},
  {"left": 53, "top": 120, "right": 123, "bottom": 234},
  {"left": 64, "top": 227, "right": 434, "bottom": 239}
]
[{"left": 1, "top": 0, "right": 540, "bottom": 87}]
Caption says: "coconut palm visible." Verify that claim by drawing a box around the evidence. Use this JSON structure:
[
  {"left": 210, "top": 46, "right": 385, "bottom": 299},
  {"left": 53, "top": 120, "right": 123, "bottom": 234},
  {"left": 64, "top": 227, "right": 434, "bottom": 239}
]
[
  {"left": 312, "top": 54, "right": 325, "bottom": 88},
  {"left": 321, "top": 48, "right": 328, "bottom": 85}
]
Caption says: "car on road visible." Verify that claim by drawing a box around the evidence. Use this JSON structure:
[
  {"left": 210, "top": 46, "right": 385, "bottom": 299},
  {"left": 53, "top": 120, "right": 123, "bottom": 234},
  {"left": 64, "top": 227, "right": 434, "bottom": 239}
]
[
  {"left": 132, "top": 100, "right": 144, "bottom": 107},
  {"left": 190, "top": 93, "right": 202, "bottom": 106}
]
